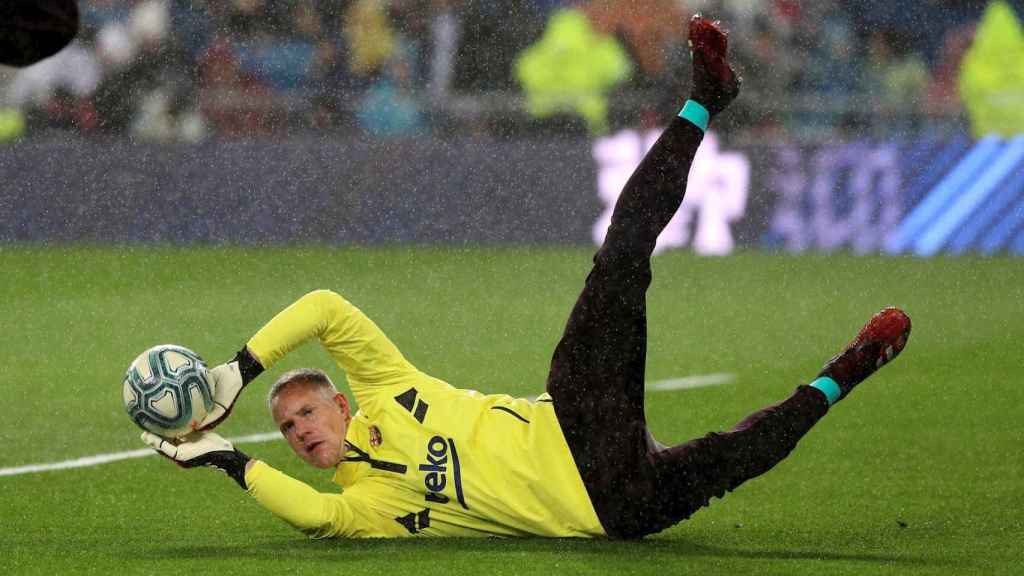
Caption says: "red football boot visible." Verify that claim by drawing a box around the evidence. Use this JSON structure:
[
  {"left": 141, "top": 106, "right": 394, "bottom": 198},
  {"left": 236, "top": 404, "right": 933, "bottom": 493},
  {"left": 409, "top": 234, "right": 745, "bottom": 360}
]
[
  {"left": 688, "top": 15, "right": 741, "bottom": 117},
  {"left": 818, "top": 307, "right": 912, "bottom": 400}
]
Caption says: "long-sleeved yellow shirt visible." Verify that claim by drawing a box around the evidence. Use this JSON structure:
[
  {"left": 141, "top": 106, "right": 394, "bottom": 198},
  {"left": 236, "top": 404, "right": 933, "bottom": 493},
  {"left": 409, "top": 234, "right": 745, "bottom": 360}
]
[{"left": 243, "top": 290, "right": 604, "bottom": 538}]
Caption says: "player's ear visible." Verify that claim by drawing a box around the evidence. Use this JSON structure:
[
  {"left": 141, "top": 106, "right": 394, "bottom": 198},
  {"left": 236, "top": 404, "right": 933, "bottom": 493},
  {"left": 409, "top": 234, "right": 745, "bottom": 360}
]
[{"left": 333, "top": 393, "right": 350, "bottom": 417}]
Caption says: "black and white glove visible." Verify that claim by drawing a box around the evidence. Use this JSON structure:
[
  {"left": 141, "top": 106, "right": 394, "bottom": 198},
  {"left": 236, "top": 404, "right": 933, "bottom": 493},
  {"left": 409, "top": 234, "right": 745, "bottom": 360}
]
[
  {"left": 142, "top": 431, "right": 251, "bottom": 489},
  {"left": 198, "top": 346, "right": 264, "bottom": 431}
]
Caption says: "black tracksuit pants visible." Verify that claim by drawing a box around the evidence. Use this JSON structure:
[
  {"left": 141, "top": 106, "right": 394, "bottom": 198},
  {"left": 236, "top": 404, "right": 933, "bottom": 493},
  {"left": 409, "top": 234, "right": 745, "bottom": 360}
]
[{"left": 545, "top": 117, "right": 830, "bottom": 538}]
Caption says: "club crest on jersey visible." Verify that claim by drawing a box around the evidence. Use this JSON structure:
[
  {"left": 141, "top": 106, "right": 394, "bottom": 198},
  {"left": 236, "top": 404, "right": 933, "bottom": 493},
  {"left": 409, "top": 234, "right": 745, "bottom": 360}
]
[{"left": 369, "top": 425, "right": 383, "bottom": 448}]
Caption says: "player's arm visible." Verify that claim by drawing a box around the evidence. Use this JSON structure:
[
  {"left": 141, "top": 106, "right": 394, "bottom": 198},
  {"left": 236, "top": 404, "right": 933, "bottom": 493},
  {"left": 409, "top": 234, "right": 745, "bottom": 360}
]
[
  {"left": 200, "top": 289, "right": 417, "bottom": 429},
  {"left": 144, "top": 432, "right": 361, "bottom": 538},
  {"left": 244, "top": 460, "right": 363, "bottom": 538},
  {"left": 245, "top": 289, "right": 419, "bottom": 408}
]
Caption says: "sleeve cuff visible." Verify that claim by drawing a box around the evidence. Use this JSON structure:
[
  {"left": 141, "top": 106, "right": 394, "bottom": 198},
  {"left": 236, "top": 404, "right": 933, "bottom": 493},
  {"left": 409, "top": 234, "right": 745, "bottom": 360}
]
[{"left": 244, "top": 459, "right": 270, "bottom": 494}]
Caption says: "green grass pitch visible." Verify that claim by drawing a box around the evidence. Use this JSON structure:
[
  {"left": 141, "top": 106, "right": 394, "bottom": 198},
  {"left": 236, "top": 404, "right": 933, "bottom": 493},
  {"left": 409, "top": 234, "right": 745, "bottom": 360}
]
[{"left": 1, "top": 246, "right": 1021, "bottom": 575}]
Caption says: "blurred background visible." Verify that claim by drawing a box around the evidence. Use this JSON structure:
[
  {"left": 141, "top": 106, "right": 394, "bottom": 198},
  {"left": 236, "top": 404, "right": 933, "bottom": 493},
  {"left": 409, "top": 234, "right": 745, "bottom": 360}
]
[
  {"left": 2, "top": 0, "right": 1024, "bottom": 255},
  {"left": 0, "top": 0, "right": 1007, "bottom": 141}
]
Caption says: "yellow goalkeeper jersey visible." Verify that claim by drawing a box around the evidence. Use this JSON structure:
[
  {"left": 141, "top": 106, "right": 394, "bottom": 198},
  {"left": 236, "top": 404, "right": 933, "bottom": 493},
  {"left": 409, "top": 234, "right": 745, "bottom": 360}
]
[{"left": 242, "top": 290, "right": 604, "bottom": 538}]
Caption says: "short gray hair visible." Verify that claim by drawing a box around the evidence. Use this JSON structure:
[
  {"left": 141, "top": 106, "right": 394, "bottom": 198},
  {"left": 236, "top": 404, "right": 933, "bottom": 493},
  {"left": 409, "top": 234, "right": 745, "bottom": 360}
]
[{"left": 267, "top": 368, "right": 339, "bottom": 413}]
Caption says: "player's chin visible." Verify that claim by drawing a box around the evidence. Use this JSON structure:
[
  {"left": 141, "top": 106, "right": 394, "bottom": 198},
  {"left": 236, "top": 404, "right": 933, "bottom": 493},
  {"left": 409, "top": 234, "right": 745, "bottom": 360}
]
[
  {"left": 306, "top": 446, "right": 339, "bottom": 469},
  {"left": 310, "top": 457, "right": 338, "bottom": 469}
]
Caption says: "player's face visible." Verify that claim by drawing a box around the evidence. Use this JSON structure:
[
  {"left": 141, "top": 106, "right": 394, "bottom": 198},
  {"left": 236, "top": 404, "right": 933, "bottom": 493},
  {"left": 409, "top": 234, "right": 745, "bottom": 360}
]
[{"left": 272, "top": 383, "right": 351, "bottom": 469}]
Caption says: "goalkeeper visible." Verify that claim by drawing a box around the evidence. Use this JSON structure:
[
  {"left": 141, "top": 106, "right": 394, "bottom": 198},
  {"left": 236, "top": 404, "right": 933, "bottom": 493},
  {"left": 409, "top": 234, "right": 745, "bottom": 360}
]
[{"left": 143, "top": 16, "right": 912, "bottom": 539}]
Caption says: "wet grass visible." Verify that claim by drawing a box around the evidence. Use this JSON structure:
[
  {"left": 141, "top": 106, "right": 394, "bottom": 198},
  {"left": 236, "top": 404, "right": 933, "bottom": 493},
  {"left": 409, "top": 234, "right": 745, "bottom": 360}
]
[{"left": 1, "top": 246, "right": 1021, "bottom": 575}]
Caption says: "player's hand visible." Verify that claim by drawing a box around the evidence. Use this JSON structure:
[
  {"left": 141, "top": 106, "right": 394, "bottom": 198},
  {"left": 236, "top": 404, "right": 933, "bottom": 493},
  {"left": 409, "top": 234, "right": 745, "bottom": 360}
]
[
  {"left": 198, "top": 346, "right": 264, "bottom": 430},
  {"left": 198, "top": 360, "right": 245, "bottom": 430},
  {"left": 142, "top": 431, "right": 251, "bottom": 489},
  {"left": 143, "top": 430, "right": 234, "bottom": 466}
]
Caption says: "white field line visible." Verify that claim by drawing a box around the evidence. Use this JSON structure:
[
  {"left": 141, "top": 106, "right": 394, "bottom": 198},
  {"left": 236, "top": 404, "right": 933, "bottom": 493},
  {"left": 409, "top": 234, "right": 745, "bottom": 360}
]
[
  {"left": 2, "top": 374, "right": 736, "bottom": 478},
  {"left": 647, "top": 373, "right": 736, "bottom": 391},
  {"left": 0, "top": 431, "right": 281, "bottom": 478}
]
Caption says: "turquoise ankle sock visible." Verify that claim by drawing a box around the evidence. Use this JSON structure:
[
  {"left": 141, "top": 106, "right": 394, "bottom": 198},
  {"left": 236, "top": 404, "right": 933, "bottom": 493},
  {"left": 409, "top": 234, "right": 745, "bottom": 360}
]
[
  {"left": 810, "top": 376, "right": 841, "bottom": 406},
  {"left": 678, "top": 100, "right": 709, "bottom": 132}
]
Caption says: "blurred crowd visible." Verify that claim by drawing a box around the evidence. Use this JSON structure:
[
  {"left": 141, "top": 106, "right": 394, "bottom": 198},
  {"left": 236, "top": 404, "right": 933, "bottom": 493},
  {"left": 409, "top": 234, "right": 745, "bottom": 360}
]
[{"left": 0, "top": 0, "right": 1004, "bottom": 142}]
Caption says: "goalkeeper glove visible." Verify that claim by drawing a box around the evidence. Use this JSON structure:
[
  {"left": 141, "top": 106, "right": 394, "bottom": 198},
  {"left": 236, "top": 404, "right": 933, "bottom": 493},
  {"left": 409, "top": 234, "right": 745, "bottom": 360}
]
[
  {"left": 198, "top": 346, "right": 264, "bottom": 430},
  {"left": 142, "top": 431, "right": 251, "bottom": 489}
]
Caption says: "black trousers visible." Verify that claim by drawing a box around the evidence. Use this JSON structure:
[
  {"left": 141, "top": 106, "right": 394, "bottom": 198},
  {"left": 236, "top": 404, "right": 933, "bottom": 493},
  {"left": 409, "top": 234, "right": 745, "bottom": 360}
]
[{"left": 546, "top": 118, "right": 829, "bottom": 538}]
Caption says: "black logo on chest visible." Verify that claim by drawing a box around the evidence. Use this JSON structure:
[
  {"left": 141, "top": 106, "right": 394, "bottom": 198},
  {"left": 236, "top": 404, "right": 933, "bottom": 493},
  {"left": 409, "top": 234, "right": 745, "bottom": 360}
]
[
  {"left": 394, "top": 387, "right": 429, "bottom": 423},
  {"left": 419, "top": 435, "right": 469, "bottom": 509}
]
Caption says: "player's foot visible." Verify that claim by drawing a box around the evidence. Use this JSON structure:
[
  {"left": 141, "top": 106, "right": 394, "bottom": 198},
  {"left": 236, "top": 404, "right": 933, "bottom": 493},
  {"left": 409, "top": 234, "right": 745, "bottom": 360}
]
[
  {"left": 818, "top": 307, "right": 912, "bottom": 401},
  {"left": 688, "top": 15, "right": 741, "bottom": 118}
]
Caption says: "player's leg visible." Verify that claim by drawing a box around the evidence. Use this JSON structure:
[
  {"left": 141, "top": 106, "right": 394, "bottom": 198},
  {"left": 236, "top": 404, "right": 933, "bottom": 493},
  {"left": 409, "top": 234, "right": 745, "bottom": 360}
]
[
  {"left": 0, "top": 0, "right": 79, "bottom": 67},
  {"left": 545, "top": 16, "right": 740, "bottom": 537},
  {"left": 625, "top": 308, "right": 912, "bottom": 537},
  {"left": 544, "top": 112, "right": 711, "bottom": 443},
  {"left": 546, "top": 15, "right": 741, "bottom": 416}
]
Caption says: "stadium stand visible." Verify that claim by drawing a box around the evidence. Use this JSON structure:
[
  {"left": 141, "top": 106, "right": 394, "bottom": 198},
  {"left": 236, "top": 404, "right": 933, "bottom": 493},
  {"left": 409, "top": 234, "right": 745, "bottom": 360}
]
[{"left": 0, "top": 0, "right": 1016, "bottom": 141}]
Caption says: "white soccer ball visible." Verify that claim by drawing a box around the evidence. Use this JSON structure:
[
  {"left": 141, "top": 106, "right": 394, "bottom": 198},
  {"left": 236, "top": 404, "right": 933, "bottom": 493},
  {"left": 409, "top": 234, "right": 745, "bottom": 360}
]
[{"left": 122, "top": 344, "right": 214, "bottom": 439}]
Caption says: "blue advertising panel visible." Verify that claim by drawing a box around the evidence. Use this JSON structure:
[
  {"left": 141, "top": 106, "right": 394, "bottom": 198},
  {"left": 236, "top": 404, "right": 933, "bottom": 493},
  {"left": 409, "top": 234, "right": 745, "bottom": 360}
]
[{"left": 2, "top": 134, "right": 1022, "bottom": 255}]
